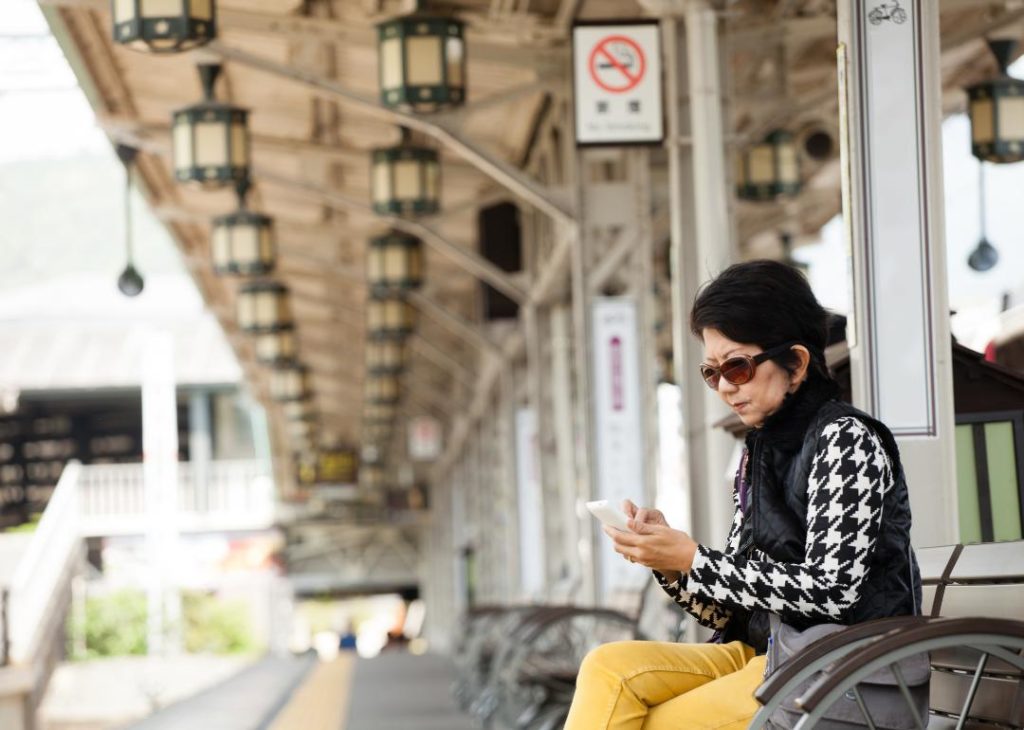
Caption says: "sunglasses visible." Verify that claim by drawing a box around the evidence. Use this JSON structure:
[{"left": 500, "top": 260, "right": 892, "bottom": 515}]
[{"left": 699, "top": 342, "right": 798, "bottom": 390}]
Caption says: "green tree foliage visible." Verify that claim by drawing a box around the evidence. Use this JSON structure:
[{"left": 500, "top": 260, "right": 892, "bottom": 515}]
[
  {"left": 182, "top": 591, "right": 257, "bottom": 655},
  {"left": 70, "top": 589, "right": 148, "bottom": 660}
]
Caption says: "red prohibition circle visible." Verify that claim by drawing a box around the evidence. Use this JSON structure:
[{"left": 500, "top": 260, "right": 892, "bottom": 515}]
[{"left": 588, "top": 35, "right": 646, "bottom": 93}]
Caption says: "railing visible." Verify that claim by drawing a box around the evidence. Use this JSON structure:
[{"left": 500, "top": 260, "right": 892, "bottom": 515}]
[
  {"left": 77, "top": 460, "right": 276, "bottom": 536},
  {"left": 7, "top": 461, "right": 83, "bottom": 666}
]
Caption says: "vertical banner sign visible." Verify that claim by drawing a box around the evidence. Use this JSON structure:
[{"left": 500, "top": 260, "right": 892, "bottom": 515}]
[
  {"left": 515, "top": 409, "right": 545, "bottom": 597},
  {"left": 849, "top": 0, "right": 938, "bottom": 435},
  {"left": 573, "top": 23, "right": 663, "bottom": 145},
  {"left": 408, "top": 415, "right": 442, "bottom": 461},
  {"left": 591, "top": 298, "right": 647, "bottom": 596}
]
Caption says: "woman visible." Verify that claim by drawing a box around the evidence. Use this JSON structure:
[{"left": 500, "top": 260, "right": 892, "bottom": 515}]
[{"left": 564, "top": 260, "right": 921, "bottom": 730}]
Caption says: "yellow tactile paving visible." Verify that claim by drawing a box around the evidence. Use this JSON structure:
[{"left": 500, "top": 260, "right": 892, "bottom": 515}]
[{"left": 268, "top": 654, "right": 355, "bottom": 730}]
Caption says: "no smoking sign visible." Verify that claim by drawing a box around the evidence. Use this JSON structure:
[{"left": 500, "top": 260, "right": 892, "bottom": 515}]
[{"left": 573, "top": 24, "right": 663, "bottom": 145}]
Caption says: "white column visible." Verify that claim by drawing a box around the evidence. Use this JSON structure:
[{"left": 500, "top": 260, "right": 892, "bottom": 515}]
[
  {"left": 662, "top": 6, "right": 737, "bottom": 552},
  {"left": 143, "top": 332, "right": 181, "bottom": 656},
  {"left": 837, "top": 0, "right": 958, "bottom": 547}
]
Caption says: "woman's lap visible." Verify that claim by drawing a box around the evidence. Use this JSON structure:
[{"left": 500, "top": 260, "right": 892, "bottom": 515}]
[
  {"left": 563, "top": 640, "right": 762, "bottom": 730},
  {"left": 643, "top": 653, "right": 767, "bottom": 730}
]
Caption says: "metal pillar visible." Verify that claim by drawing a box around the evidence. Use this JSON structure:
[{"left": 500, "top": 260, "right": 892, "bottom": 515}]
[
  {"left": 837, "top": 0, "right": 958, "bottom": 546},
  {"left": 188, "top": 390, "right": 211, "bottom": 513},
  {"left": 662, "top": 7, "right": 737, "bottom": 551}
]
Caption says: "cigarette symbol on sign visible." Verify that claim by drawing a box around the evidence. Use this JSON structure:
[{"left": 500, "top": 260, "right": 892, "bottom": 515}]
[{"left": 588, "top": 35, "right": 646, "bottom": 94}]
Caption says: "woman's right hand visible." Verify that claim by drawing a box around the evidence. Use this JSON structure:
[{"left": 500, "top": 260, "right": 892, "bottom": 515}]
[
  {"left": 621, "top": 500, "right": 682, "bottom": 583},
  {"left": 621, "top": 499, "right": 669, "bottom": 529}
]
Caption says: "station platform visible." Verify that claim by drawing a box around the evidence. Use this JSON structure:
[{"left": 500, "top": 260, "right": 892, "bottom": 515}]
[{"left": 122, "top": 650, "right": 474, "bottom": 730}]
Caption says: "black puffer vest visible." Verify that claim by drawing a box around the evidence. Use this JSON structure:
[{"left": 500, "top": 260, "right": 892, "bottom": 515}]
[{"left": 722, "top": 382, "right": 923, "bottom": 652}]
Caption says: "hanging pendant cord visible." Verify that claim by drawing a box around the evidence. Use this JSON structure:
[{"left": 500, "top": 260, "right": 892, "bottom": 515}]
[
  {"left": 124, "top": 162, "right": 133, "bottom": 264},
  {"left": 978, "top": 162, "right": 987, "bottom": 241}
]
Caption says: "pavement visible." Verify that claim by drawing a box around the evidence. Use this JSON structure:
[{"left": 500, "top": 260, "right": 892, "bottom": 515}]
[{"left": 343, "top": 651, "right": 476, "bottom": 730}]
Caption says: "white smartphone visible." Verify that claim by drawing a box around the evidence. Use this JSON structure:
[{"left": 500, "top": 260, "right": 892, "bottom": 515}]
[{"left": 586, "top": 499, "right": 633, "bottom": 533}]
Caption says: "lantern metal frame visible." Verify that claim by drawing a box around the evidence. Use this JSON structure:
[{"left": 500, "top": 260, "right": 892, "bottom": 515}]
[
  {"left": 271, "top": 362, "right": 312, "bottom": 402},
  {"left": 377, "top": 15, "right": 466, "bottom": 110},
  {"left": 238, "top": 281, "right": 291, "bottom": 334},
  {"left": 736, "top": 130, "right": 801, "bottom": 202},
  {"left": 173, "top": 64, "right": 250, "bottom": 187},
  {"left": 283, "top": 396, "right": 317, "bottom": 422},
  {"left": 367, "top": 292, "right": 416, "bottom": 340},
  {"left": 366, "top": 374, "right": 401, "bottom": 405},
  {"left": 112, "top": 0, "right": 215, "bottom": 53},
  {"left": 212, "top": 177, "right": 275, "bottom": 276},
  {"left": 368, "top": 232, "right": 424, "bottom": 294},
  {"left": 371, "top": 135, "right": 440, "bottom": 216},
  {"left": 967, "top": 39, "right": 1024, "bottom": 164},
  {"left": 366, "top": 339, "right": 408, "bottom": 375},
  {"left": 254, "top": 323, "right": 298, "bottom": 366}
]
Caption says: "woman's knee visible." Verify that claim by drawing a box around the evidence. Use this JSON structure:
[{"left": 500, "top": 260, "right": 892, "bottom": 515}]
[{"left": 578, "top": 640, "right": 648, "bottom": 680}]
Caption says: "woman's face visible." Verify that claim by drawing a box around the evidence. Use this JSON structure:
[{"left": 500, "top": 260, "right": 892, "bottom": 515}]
[{"left": 701, "top": 328, "right": 806, "bottom": 428}]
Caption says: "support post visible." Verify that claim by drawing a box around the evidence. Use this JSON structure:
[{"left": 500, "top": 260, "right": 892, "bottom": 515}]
[{"left": 837, "top": 0, "right": 958, "bottom": 546}]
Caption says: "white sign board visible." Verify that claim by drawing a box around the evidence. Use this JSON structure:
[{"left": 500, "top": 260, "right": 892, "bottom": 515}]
[
  {"left": 591, "top": 298, "right": 647, "bottom": 596},
  {"left": 515, "top": 409, "right": 545, "bottom": 598},
  {"left": 573, "top": 23, "right": 663, "bottom": 145},
  {"left": 850, "top": 0, "right": 938, "bottom": 436},
  {"left": 408, "top": 416, "right": 442, "bottom": 461}
]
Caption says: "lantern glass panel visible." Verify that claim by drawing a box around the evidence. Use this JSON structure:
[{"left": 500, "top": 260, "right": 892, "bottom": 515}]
[
  {"left": 393, "top": 160, "right": 422, "bottom": 200},
  {"left": 971, "top": 98, "right": 994, "bottom": 144},
  {"left": 446, "top": 37, "right": 464, "bottom": 86},
  {"left": 114, "top": 0, "right": 134, "bottom": 23},
  {"left": 424, "top": 161, "right": 439, "bottom": 200},
  {"left": 143, "top": 0, "right": 182, "bottom": 17},
  {"left": 195, "top": 119, "right": 227, "bottom": 167},
  {"left": 234, "top": 223, "right": 260, "bottom": 262},
  {"left": 778, "top": 145, "right": 798, "bottom": 185},
  {"left": 1001, "top": 96, "right": 1024, "bottom": 138},
  {"left": 380, "top": 37, "right": 403, "bottom": 90},
  {"left": 406, "top": 36, "right": 442, "bottom": 85},
  {"left": 191, "top": 0, "right": 213, "bottom": 20},
  {"left": 212, "top": 225, "right": 230, "bottom": 270},
  {"left": 173, "top": 120, "right": 192, "bottom": 172},
  {"left": 748, "top": 146, "right": 774, "bottom": 184},
  {"left": 384, "top": 245, "right": 407, "bottom": 280},
  {"left": 256, "top": 330, "right": 296, "bottom": 363},
  {"left": 372, "top": 161, "right": 391, "bottom": 204},
  {"left": 230, "top": 120, "right": 248, "bottom": 166}
]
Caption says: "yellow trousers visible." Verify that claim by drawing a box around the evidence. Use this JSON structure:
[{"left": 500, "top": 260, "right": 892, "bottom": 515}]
[{"left": 563, "top": 640, "right": 766, "bottom": 730}]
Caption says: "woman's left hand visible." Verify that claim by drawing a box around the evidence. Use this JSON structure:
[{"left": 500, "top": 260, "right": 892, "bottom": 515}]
[{"left": 604, "top": 521, "right": 699, "bottom": 574}]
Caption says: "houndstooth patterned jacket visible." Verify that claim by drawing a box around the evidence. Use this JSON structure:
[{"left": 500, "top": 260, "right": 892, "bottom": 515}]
[{"left": 656, "top": 415, "right": 896, "bottom": 631}]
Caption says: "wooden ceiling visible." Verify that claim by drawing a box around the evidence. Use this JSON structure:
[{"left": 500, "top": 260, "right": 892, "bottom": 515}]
[{"left": 38, "top": 0, "right": 1024, "bottom": 481}]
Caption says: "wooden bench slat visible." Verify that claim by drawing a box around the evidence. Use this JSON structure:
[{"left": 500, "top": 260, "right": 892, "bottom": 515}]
[
  {"left": 916, "top": 544, "right": 959, "bottom": 583},
  {"left": 950, "top": 541, "right": 1024, "bottom": 582},
  {"left": 930, "top": 670, "right": 1024, "bottom": 725},
  {"left": 940, "top": 584, "right": 1024, "bottom": 621},
  {"left": 929, "top": 646, "right": 1023, "bottom": 677}
]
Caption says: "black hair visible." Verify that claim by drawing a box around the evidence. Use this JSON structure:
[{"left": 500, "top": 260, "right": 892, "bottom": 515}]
[{"left": 689, "top": 260, "right": 834, "bottom": 380}]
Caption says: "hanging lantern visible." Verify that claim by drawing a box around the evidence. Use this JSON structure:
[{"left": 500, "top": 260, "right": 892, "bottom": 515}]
[
  {"left": 367, "top": 340, "right": 407, "bottom": 375},
  {"left": 371, "top": 133, "right": 440, "bottom": 216},
  {"left": 367, "top": 374, "right": 400, "bottom": 405},
  {"left": 254, "top": 323, "right": 298, "bottom": 366},
  {"left": 287, "top": 418, "right": 315, "bottom": 446},
  {"left": 367, "top": 293, "right": 415, "bottom": 340},
  {"left": 173, "top": 64, "right": 249, "bottom": 187},
  {"left": 364, "top": 403, "right": 396, "bottom": 423},
  {"left": 212, "top": 177, "right": 275, "bottom": 276},
  {"left": 111, "top": 0, "right": 215, "bottom": 53},
  {"left": 238, "top": 281, "right": 290, "bottom": 334},
  {"left": 271, "top": 362, "right": 312, "bottom": 402},
  {"left": 967, "top": 39, "right": 1024, "bottom": 164},
  {"left": 283, "top": 396, "right": 316, "bottom": 422},
  {"left": 368, "top": 232, "right": 423, "bottom": 294},
  {"left": 377, "top": 14, "right": 465, "bottom": 111},
  {"left": 736, "top": 130, "right": 800, "bottom": 202},
  {"left": 361, "top": 464, "right": 386, "bottom": 490}
]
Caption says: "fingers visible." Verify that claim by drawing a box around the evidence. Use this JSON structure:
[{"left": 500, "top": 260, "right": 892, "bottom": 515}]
[{"left": 621, "top": 499, "right": 638, "bottom": 518}]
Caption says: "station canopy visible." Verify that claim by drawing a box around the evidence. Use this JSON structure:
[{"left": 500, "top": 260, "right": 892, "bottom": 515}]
[{"left": 38, "top": 0, "right": 1024, "bottom": 489}]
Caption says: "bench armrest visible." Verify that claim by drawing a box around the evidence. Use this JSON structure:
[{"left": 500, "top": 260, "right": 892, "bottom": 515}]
[
  {"left": 754, "top": 616, "right": 927, "bottom": 705},
  {"left": 797, "top": 617, "right": 1024, "bottom": 714}
]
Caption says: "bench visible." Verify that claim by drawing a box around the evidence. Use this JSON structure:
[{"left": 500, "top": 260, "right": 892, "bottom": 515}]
[{"left": 750, "top": 539, "right": 1024, "bottom": 728}]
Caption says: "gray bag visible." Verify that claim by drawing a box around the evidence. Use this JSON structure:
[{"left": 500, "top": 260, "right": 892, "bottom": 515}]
[{"left": 765, "top": 614, "right": 930, "bottom": 730}]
